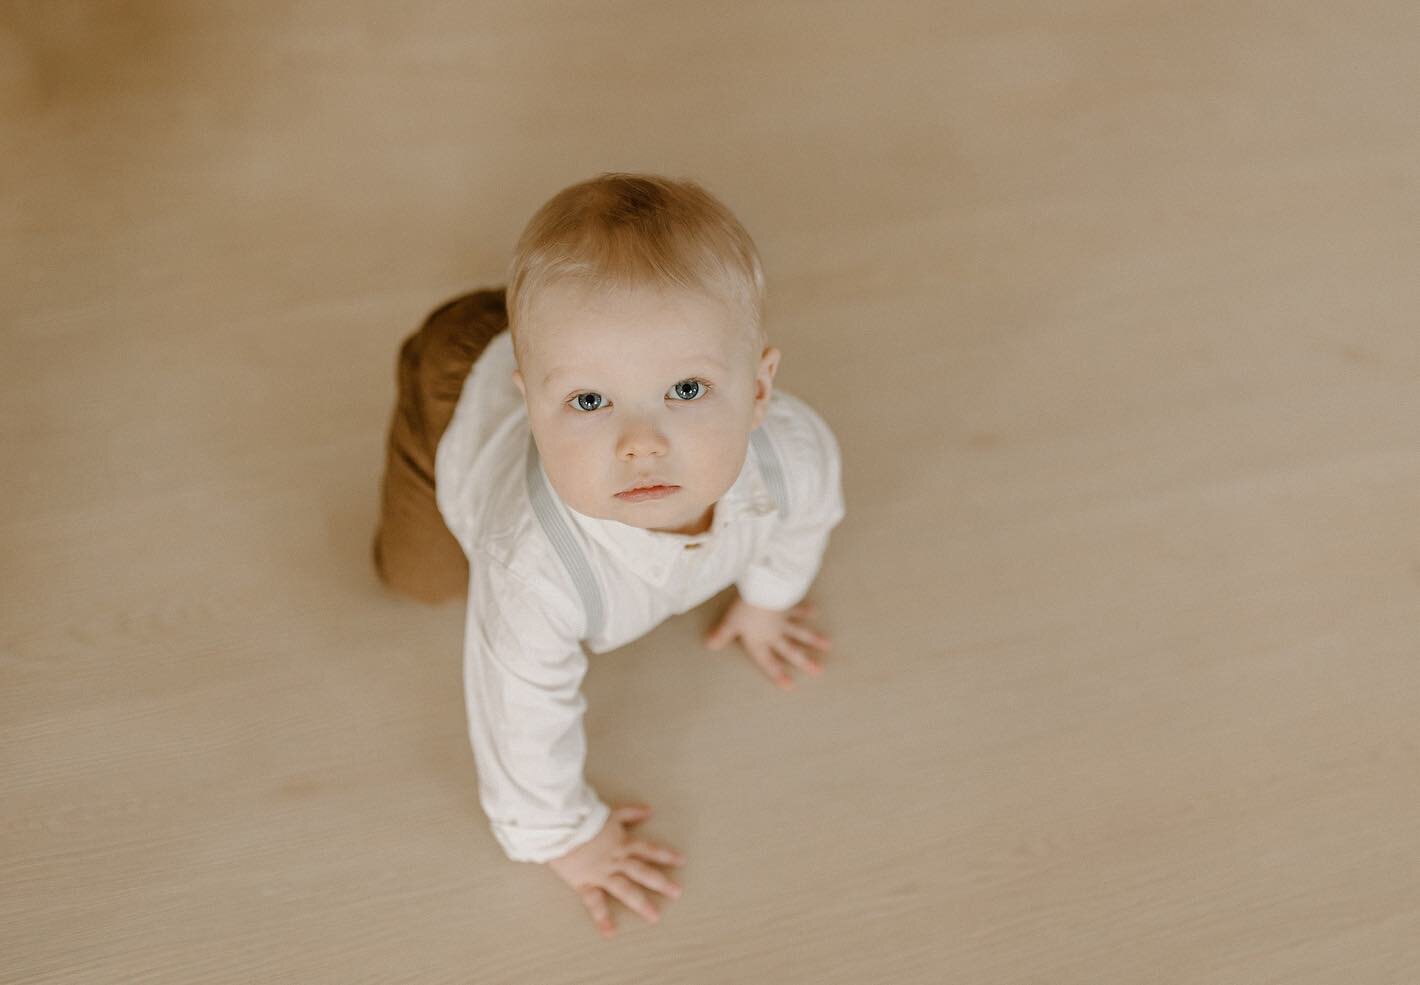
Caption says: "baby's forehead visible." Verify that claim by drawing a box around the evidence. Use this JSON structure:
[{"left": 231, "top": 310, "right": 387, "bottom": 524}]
[
  {"left": 538, "top": 316, "right": 739, "bottom": 350},
  {"left": 525, "top": 286, "right": 751, "bottom": 360}
]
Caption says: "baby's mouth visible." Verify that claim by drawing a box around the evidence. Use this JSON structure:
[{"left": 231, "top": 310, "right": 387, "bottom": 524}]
[
  {"left": 618, "top": 477, "right": 675, "bottom": 494},
  {"left": 615, "top": 483, "right": 680, "bottom": 501}
]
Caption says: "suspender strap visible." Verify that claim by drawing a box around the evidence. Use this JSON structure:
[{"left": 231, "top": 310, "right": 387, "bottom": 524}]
[
  {"left": 749, "top": 427, "right": 791, "bottom": 518},
  {"left": 525, "top": 434, "right": 607, "bottom": 641},
  {"left": 524, "top": 425, "right": 791, "bottom": 642}
]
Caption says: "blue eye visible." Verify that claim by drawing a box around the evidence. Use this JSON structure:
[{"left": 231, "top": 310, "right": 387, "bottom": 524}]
[
  {"left": 567, "top": 379, "right": 712, "bottom": 413},
  {"left": 670, "top": 379, "right": 706, "bottom": 401}
]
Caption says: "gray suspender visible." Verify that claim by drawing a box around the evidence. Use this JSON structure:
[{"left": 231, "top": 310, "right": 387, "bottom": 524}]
[
  {"left": 749, "top": 426, "right": 791, "bottom": 521},
  {"left": 524, "top": 426, "right": 790, "bottom": 641},
  {"left": 523, "top": 437, "right": 607, "bottom": 641}
]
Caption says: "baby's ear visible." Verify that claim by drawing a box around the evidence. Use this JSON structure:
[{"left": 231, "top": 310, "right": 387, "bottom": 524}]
[
  {"left": 751, "top": 346, "right": 780, "bottom": 427},
  {"left": 760, "top": 345, "right": 781, "bottom": 382},
  {"left": 756, "top": 346, "right": 780, "bottom": 397}
]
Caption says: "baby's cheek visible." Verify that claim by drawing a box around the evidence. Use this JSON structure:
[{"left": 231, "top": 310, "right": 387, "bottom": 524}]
[{"left": 705, "top": 438, "right": 748, "bottom": 490}]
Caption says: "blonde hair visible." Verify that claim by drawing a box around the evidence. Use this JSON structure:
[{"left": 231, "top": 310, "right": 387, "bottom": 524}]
[{"left": 506, "top": 172, "right": 767, "bottom": 365}]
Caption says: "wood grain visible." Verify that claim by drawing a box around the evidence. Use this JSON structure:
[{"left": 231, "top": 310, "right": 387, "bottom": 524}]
[{"left": 3, "top": 2, "right": 1417, "bottom": 982}]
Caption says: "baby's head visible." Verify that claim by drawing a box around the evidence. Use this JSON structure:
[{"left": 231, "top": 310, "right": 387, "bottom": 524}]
[{"left": 507, "top": 173, "right": 779, "bottom": 536}]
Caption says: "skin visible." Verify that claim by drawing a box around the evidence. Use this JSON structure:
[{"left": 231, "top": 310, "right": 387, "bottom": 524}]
[
  {"left": 510, "top": 282, "right": 836, "bottom": 937},
  {"left": 512, "top": 281, "right": 769, "bottom": 537}
]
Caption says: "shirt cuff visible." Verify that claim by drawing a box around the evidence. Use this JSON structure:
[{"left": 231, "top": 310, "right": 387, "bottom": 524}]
[
  {"left": 489, "top": 799, "right": 613, "bottom": 864},
  {"left": 736, "top": 563, "right": 813, "bottom": 612},
  {"left": 735, "top": 523, "right": 836, "bottom": 611}
]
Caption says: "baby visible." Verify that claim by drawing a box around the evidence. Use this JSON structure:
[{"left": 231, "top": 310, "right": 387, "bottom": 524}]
[{"left": 372, "top": 173, "right": 846, "bottom": 938}]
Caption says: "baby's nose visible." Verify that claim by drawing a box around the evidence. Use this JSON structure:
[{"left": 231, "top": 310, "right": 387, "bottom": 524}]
[{"left": 616, "top": 421, "right": 669, "bottom": 458}]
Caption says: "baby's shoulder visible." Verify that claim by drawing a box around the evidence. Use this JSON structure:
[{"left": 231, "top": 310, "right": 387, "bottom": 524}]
[
  {"left": 437, "top": 416, "right": 573, "bottom": 579},
  {"left": 461, "top": 465, "right": 561, "bottom": 578},
  {"left": 464, "top": 496, "right": 589, "bottom": 640},
  {"left": 759, "top": 389, "right": 844, "bottom": 487}
]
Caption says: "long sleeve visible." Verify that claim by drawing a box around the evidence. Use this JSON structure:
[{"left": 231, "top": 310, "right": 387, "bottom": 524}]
[
  {"left": 462, "top": 549, "right": 611, "bottom": 863},
  {"left": 735, "top": 398, "right": 847, "bottom": 611}
]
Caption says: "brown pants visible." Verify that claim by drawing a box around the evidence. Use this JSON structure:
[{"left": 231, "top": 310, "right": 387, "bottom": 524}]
[{"left": 372, "top": 287, "right": 510, "bottom": 604}]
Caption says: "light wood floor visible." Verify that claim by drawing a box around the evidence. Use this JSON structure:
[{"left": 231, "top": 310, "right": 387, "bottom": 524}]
[{"left": 3, "top": 3, "right": 1417, "bottom": 982}]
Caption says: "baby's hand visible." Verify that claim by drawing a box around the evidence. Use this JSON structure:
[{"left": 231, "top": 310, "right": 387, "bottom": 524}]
[
  {"left": 546, "top": 804, "right": 685, "bottom": 939},
  {"left": 703, "top": 595, "right": 832, "bottom": 690}
]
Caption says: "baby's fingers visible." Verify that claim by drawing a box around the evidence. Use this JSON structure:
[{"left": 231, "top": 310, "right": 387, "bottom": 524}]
[
  {"left": 785, "top": 621, "right": 833, "bottom": 652},
  {"left": 748, "top": 642, "right": 794, "bottom": 690},
  {"left": 773, "top": 639, "right": 823, "bottom": 677},
  {"left": 618, "top": 857, "right": 683, "bottom": 901},
  {"left": 625, "top": 839, "right": 686, "bottom": 867},
  {"left": 578, "top": 886, "right": 617, "bottom": 939},
  {"left": 602, "top": 873, "right": 661, "bottom": 924}
]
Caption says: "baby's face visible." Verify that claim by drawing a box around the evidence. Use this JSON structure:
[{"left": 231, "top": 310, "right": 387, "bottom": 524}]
[{"left": 512, "top": 283, "right": 778, "bottom": 535}]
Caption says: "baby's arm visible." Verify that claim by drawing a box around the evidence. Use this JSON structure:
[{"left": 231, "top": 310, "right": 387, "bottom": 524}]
[
  {"left": 462, "top": 553, "right": 608, "bottom": 861},
  {"left": 709, "top": 401, "right": 846, "bottom": 687},
  {"left": 463, "top": 553, "right": 684, "bottom": 936},
  {"left": 738, "top": 398, "right": 845, "bottom": 609}
]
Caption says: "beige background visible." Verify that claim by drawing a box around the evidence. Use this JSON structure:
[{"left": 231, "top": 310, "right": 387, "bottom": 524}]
[{"left": 3, "top": 2, "right": 1418, "bottom": 982}]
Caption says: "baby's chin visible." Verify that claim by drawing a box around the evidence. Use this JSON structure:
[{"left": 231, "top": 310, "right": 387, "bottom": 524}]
[
  {"left": 599, "top": 493, "right": 716, "bottom": 535},
  {"left": 617, "top": 501, "right": 704, "bottom": 530}
]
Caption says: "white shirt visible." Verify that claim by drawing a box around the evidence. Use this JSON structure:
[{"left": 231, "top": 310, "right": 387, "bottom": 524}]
[{"left": 434, "top": 330, "right": 846, "bottom": 862}]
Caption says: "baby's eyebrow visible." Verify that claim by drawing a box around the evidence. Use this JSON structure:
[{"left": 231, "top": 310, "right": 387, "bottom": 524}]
[{"left": 543, "top": 356, "right": 728, "bottom": 386}]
